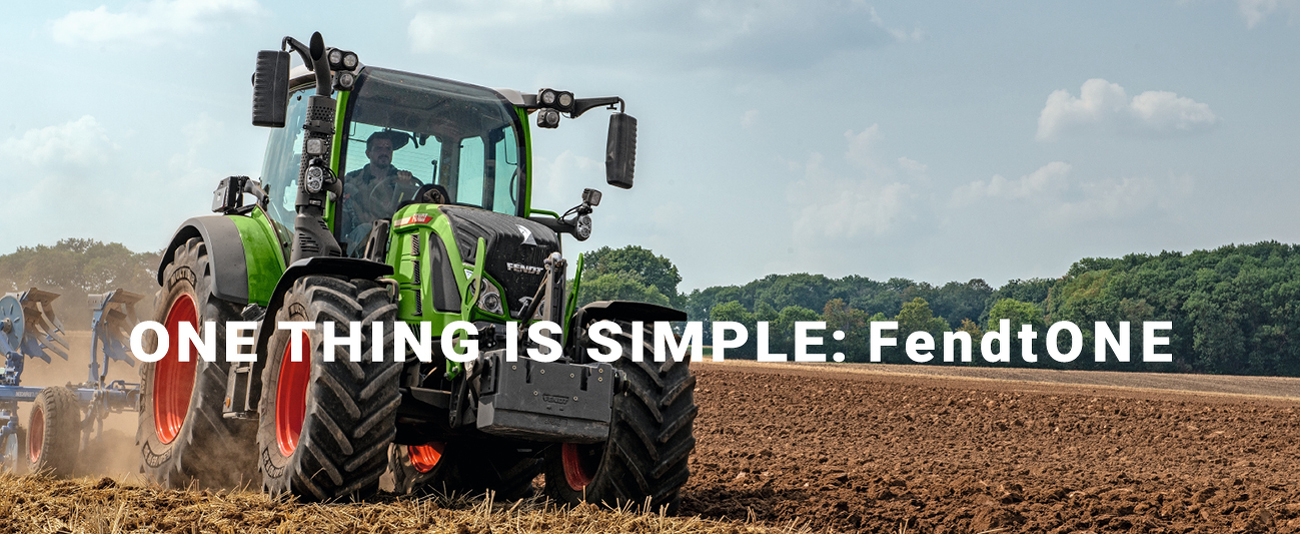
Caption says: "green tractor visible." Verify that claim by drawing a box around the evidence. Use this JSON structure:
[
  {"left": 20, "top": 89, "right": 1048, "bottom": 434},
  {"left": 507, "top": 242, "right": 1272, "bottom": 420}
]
[{"left": 138, "top": 32, "right": 696, "bottom": 510}]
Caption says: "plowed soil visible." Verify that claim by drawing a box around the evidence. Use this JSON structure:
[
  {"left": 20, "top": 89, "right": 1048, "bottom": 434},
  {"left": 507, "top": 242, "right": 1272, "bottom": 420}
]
[
  {"left": 683, "top": 361, "right": 1300, "bottom": 533},
  {"left": 9, "top": 353, "right": 1300, "bottom": 533}
]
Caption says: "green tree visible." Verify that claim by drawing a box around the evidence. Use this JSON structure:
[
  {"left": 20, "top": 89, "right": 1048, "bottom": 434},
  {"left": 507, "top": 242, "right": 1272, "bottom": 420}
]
[
  {"left": 771, "top": 305, "right": 821, "bottom": 356},
  {"left": 577, "top": 273, "right": 671, "bottom": 308},
  {"left": 823, "top": 298, "right": 870, "bottom": 361},
  {"left": 581, "top": 246, "right": 682, "bottom": 306},
  {"left": 0, "top": 238, "right": 161, "bottom": 329},
  {"left": 709, "top": 300, "right": 756, "bottom": 358}
]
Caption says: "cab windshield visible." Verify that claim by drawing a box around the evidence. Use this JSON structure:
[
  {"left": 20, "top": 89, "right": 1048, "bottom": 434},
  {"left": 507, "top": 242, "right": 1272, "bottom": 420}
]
[{"left": 338, "top": 67, "right": 525, "bottom": 246}]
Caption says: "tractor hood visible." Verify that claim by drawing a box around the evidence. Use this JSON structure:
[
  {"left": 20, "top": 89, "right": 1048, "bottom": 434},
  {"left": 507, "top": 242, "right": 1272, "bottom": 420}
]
[{"left": 438, "top": 206, "right": 561, "bottom": 318}]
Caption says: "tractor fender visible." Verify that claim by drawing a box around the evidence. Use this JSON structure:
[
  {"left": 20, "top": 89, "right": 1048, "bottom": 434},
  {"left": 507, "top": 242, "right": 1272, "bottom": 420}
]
[
  {"left": 230, "top": 257, "right": 394, "bottom": 417},
  {"left": 253, "top": 257, "right": 394, "bottom": 361},
  {"left": 566, "top": 300, "right": 687, "bottom": 344},
  {"left": 157, "top": 216, "right": 251, "bottom": 304}
]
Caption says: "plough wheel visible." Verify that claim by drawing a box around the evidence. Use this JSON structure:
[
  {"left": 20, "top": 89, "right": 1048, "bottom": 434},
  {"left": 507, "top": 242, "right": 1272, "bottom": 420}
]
[{"left": 26, "top": 387, "right": 82, "bottom": 477}]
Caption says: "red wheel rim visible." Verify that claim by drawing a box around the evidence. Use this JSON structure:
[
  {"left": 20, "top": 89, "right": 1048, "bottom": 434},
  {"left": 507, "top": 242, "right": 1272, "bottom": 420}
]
[
  {"left": 562, "top": 443, "right": 598, "bottom": 491},
  {"left": 276, "top": 332, "right": 312, "bottom": 457},
  {"left": 28, "top": 405, "right": 44, "bottom": 463},
  {"left": 154, "top": 294, "right": 198, "bottom": 445},
  {"left": 409, "top": 442, "right": 445, "bottom": 473}
]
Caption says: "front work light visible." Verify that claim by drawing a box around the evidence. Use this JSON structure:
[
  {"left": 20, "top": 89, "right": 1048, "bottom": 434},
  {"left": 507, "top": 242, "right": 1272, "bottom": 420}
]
[
  {"left": 537, "top": 109, "right": 561, "bottom": 129},
  {"left": 556, "top": 91, "right": 574, "bottom": 112},
  {"left": 327, "top": 48, "right": 359, "bottom": 71},
  {"left": 333, "top": 71, "right": 355, "bottom": 91}
]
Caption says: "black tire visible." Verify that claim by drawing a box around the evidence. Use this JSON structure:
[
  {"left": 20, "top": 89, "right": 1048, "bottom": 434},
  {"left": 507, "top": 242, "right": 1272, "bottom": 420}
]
[
  {"left": 543, "top": 322, "right": 697, "bottom": 512},
  {"left": 389, "top": 440, "right": 540, "bottom": 500},
  {"left": 257, "top": 275, "right": 401, "bottom": 501},
  {"left": 26, "top": 387, "right": 82, "bottom": 476},
  {"left": 137, "top": 236, "right": 257, "bottom": 488}
]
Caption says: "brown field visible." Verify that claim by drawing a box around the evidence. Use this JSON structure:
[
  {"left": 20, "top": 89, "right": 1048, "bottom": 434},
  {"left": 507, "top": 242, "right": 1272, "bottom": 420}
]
[{"left": 6, "top": 354, "right": 1300, "bottom": 533}]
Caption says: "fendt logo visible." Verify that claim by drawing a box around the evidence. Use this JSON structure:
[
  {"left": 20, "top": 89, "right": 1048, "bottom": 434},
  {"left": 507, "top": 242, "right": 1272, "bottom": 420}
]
[
  {"left": 517, "top": 224, "right": 537, "bottom": 246},
  {"left": 507, "top": 262, "right": 544, "bottom": 275}
]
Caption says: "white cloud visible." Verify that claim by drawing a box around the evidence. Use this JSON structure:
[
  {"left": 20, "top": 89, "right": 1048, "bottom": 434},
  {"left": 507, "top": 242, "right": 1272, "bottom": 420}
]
[
  {"left": 0, "top": 116, "right": 115, "bottom": 174},
  {"left": 0, "top": 115, "right": 255, "bottom": 255},
  {"left": 791, "top": 154, "right": 910, "bottom": 239},
  {"left": 532, "top": 150, "right": 602, "bottom": 208},
  {"left": 51, "top": 0, "right": 262, "bottom": 47},
  {"left": 408, "top": 0, "right": 900, "bottom": 71},
  {"left": 951, "top": 161, "right": 1192, "bottom": 225},
  {"left": 844, "top": 124, "right": 883, "bottom": 170},
  {"left": 790, "top": 125, "right": 921, "bottom": 240},
  {"left": 1237, "top": 0, "right": 1299, "bottom": 28},
  {"left": 955, "top": 161, "right": 1071, "bottom": 202},
  {"left": 897, "top": 157, "right": 928, "bottom": 181},
  {"left": 869, "top": 7, "right": 924, "bottom": 43},
  {"left": 1036, "top": 79, "right": 1217, "bottom": 140},
  {"left": 1051, "top": 174, "right": 1193, "bottom": 222}
]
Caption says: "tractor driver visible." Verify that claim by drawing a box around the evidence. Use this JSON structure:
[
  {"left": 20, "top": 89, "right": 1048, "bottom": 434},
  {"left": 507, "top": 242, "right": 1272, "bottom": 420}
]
[{"left": 341, "top": 130, "right": 423, "bottom": 247}]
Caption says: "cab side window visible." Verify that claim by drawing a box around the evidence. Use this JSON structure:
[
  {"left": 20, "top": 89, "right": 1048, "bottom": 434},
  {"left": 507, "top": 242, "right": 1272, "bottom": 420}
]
[{"left": 259, "top": 88, "right": 312, "bottom": 232}]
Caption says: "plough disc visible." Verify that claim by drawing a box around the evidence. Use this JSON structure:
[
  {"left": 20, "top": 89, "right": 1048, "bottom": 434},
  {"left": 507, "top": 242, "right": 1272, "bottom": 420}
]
[{"left": 0, "top": 289, "right": 70, "bottom": 364}]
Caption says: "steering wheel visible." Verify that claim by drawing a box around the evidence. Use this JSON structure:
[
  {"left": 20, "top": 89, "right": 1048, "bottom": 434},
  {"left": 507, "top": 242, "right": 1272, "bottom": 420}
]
[{"left": 414, "top": 184, "right": 450, "bottom": 204}]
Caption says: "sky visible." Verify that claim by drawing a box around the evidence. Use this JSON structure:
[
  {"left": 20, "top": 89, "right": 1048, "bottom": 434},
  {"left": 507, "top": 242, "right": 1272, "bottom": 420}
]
[{"left": 2, "top": 1, "right": 1299, "bottom": 292}]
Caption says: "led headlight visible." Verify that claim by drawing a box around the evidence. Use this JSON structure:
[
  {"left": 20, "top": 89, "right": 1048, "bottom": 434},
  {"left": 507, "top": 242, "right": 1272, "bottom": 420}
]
[
  {"left": 575, "top": 214, "right": 592, "bottom": 240},
  {"left": 304, "top": 166, "right": 324, "bottom": 193},
  {"left": 557, "top": 91, "right": 574, "bottom": 111},
  {"left": 539, "top": 88, "right": 557, "bottom": 106},
  {"left": 476, "top": 280, "right": 503, "bottom": 315},
  {"left": 329, "top": 49, "right": 343, "bottom": 66}
]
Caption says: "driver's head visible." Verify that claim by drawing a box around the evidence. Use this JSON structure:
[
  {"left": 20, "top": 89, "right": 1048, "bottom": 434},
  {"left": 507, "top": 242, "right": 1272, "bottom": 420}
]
[
  {"left": 364, "top": 131, "right": 407, "bottom": 171},
  {"left": 366, "top": 138, "right": 394, "bottom": 169}
]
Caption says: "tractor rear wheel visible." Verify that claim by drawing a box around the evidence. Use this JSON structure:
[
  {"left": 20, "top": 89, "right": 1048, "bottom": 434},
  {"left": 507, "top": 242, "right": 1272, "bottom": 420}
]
[
  {"left": 389, "top": 440, "right": 540, "bottom": 500},
  {"left": 543, "top": 322, "right": 697, "bottom": 512},
  {"left": 137, "top": 236, "right": 257, "bottom": 488},
  {"left": 26, "top": 387, "right": 82, "bottom": 476},
  {"left": 257, "top": 275, "right": 401, "bottom": 501}
]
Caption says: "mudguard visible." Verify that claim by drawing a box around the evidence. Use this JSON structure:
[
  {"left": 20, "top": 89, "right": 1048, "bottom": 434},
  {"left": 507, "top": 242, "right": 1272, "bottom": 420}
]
[
  {"left": 566, "top": 300, "right": 687, "bottom": 344},
  {"left": 221, "top": 257, "right": 395, "bottom": 417},
  {"left": 157, "top": 216, "right": 250, "bottom": 303},
  {"left": 252, "top": 256, "right": 394, "bottom": 360}
]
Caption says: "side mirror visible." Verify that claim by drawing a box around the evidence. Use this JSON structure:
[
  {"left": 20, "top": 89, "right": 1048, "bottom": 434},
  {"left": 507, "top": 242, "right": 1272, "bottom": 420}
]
[
  {"left": 605, "top": 113, "right": 637, "bottom": 189},
  {"left": 252, "top": 50, "right": 290, "bottom": 127}
]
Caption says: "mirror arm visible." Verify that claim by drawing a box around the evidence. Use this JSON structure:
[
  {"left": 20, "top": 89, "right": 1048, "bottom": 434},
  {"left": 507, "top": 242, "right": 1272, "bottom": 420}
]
[
  {"left": 528, "top": 215, "right": 569, "bottom": 234},
  {"left": 570, "top": 97, "right": 623, "bottom": 118},
  {"left": 282, "top": 37, "right": 314, "bottom": 71}
]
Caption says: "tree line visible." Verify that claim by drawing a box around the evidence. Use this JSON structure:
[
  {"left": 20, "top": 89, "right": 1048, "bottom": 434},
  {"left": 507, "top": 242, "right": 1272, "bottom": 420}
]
[
  {"left": 575, "top": 242, "right": 1300, "bottom": 377},
  {"left": 0, "top": 239, "right": 160, "bottom": 329}
]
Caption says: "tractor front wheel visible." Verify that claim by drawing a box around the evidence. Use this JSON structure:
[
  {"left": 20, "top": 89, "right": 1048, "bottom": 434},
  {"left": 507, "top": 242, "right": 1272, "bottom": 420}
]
[
  {"left": 543, "top": 322, "right": 697, "bottom": 512},
  {"left": 26, "top": 387, "right": 82, "bottom": 476},
  {"left": 137, "top": 236, "right": 257, "bottom": 488},
  {"left": 257, "top": 275, "right": 401, "bottom": 501}
]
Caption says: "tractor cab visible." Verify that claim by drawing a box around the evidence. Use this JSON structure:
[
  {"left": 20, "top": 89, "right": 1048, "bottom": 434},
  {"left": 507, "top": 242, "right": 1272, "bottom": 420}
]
[{"left": 259, "top": 66, "right": 527, "bottom": 257}]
